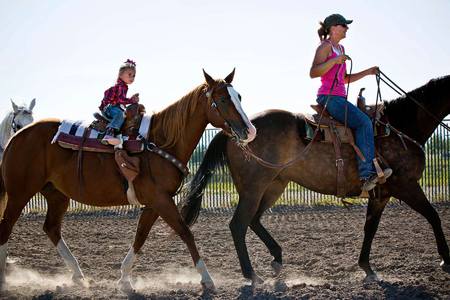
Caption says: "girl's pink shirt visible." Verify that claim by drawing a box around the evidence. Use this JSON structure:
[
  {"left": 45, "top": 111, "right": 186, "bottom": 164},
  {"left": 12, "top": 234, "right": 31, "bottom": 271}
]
[{"left": 317, "top": 41, "right": 347, "bottom": 97}]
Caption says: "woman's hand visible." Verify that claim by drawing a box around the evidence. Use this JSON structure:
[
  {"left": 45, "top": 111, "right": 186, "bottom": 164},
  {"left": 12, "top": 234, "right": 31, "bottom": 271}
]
[
  {"left": 333, "top": 54, "right": 350, "bottom": 64},
  {"left": 366, "top": 66, "right": 380, "bottom": 76}
]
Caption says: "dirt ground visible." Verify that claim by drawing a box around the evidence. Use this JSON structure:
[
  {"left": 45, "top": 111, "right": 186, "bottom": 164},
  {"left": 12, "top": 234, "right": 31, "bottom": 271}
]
[{"left": 1, "top": 203, "right": 449, "bottom": 299}]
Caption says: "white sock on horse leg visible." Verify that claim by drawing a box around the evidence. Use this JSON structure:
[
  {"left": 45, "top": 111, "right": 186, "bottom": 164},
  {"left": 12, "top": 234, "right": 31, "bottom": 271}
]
[
  {"left": 196, "top": 259, "right": 214, "bottom": 285},
  {"left": 119, "top": 247, "right": 136, "bottom": 282},
  {"left": 57, "top": 239, "right": 84, "bottom": 279}
]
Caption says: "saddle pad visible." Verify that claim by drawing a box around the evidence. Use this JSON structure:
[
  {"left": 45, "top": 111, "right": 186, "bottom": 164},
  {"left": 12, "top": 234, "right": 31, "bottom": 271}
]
[{"left": 51, "top": 120, "right": 147, "bottom": 153}]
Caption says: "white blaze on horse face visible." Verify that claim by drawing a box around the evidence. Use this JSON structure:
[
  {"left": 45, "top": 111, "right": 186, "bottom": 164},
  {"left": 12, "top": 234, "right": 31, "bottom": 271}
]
[
  {"left": 57, "top": 239, "right": 84, "bottom": 279},
  {"left": 226, "top": 86, "right": 257, "bottom": 143}
]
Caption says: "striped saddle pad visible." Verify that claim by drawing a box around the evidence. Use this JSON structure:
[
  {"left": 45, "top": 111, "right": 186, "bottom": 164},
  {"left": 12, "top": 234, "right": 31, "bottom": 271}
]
[{"left": 51, "top": 115, "right": 152, "bottom": 154}]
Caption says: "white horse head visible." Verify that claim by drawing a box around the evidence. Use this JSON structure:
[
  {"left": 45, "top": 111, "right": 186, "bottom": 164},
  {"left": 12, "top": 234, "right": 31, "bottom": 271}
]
[
  {"left": 0, "top": 98, "right": 36, "bottom": 157},
  {"left": 10, "top": 98, "right": 35, "bottom": 132}
]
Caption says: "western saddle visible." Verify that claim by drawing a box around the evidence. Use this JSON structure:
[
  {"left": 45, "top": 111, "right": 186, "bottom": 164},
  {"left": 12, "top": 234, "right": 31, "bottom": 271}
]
[{"left": 304, "top": 89, "right": 390, "bottom": 197}]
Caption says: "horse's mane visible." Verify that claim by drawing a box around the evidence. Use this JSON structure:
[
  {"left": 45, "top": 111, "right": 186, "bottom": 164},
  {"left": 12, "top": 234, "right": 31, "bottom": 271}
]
[
  {"left": 384, "top": 75, "right": 450, "bottom": 125},
  {"left": 0, "top": 112, "right": 14, "bottom": 149},
  {"left": 152, "top": 82, "right": 210, "bottom": 149}
]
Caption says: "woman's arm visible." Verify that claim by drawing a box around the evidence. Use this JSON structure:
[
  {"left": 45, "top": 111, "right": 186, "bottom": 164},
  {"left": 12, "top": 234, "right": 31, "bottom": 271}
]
[
  {"left": 310, "top": 42, "right": 348, "bottom": 78},
  {"left": 344, "top": 66, "right": 379, "bottom": 83}
]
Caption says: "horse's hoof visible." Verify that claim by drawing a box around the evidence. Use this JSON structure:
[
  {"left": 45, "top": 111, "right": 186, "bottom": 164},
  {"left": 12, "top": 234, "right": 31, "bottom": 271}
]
[
  {"left": 251, "top": 273, "right": 264, "bottom": 289},
  {"left": 271, "top": 261, "right": 283, "bottom": 277},
  {"left": 6, "top": 257, "right": 17, "bottom": 264},
  {"left": 72, "top": 274, "right": 87, "bottom": 287},
  {"left": 440, "top": 260, "right": 450, "bottom": 273},
  {"left": 201, "top": 280, "right": 216, "bottom": 293},
  {"left": 118, "top": 279, "right": 135, "bottom": 294},
  {"left": 363, "top": 274, "right": 379, "bottom": 283}
]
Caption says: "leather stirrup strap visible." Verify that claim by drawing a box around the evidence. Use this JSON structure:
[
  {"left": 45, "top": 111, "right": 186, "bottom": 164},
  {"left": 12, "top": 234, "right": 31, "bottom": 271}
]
[
  {"left": 349, "top": 142, "right": 366, "bottom": 162},
  {"left": 328, "top": 123, "right": 346, "bottom": 197}
]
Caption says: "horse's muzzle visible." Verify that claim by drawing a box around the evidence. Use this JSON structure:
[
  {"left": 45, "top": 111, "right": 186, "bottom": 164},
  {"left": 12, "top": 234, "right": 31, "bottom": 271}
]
[{"left": 231, "top": 123, "right": 256, "bottom": 145}]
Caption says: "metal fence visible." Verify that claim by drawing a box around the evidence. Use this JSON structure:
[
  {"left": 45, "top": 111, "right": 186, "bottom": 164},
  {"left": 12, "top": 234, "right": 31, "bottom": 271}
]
[{"left": 23, "top": 120, "right": 450, "bottom": 215}]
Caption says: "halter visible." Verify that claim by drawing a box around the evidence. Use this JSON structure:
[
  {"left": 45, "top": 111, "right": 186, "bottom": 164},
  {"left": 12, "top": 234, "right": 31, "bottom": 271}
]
[
  {"left": 11, "top": 112, "right": 19, "bottom": 133},
  {"left": 205, "top": 82, "right": 231, "bottom": 110},
  {"left": 205, "top": 83, "right": 237, "bottom": 138}
]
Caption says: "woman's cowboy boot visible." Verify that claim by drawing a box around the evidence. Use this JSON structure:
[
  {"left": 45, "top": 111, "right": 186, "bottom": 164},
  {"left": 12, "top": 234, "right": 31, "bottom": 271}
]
[{"left": 361, "top": 168, "right": 393, "bottom": 191}]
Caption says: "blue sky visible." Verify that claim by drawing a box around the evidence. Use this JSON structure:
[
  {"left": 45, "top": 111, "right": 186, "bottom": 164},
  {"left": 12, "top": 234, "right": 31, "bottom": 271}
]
[{"left": 1, "top": 0, "right": 449, "bottom": 122}]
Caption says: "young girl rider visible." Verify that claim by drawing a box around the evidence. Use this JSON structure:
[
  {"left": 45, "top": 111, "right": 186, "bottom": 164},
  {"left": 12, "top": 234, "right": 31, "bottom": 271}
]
[{"left": 99, "top": 59, "right": 139, "bottom": 146}]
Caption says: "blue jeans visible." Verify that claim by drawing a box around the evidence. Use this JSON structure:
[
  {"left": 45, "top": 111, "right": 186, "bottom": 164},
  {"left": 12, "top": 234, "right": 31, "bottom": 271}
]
[
  {"left": 316, "top": 95, "right": 376, "bottom": 179},
  {"left": 103, "top": 105, "right": 125, "bottom": 131}
]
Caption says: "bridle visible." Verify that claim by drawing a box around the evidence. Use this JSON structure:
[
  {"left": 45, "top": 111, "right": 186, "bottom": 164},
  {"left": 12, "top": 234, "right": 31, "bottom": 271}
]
[
  {"left": 11, "top": 108, "right": 32, "bottom": 133},
  {"left": 205, "top": 83, "right": 240, "bottom": 140}
]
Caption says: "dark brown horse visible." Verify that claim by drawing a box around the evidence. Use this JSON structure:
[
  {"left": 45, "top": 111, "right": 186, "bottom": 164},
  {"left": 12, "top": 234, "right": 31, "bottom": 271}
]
[
  {"left": 180, "top": 75, "right": 450, "bottom": 285},
  {"left": 0, "top": 69, "right": 256, "bottom": 292}
]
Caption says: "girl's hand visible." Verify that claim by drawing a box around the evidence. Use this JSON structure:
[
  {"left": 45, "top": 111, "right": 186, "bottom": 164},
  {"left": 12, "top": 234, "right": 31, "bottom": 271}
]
[{"left": 130, "top": 93, "right": 140, "bottom": 103}]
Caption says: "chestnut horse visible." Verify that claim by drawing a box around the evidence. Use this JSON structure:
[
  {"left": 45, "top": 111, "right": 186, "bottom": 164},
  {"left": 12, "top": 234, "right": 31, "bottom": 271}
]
[
  {"left": 181, "top": 75, "right": 450, "bottom": 285},
  {"left": 0, "top": 69, "right": 256, "bottom": 292}
]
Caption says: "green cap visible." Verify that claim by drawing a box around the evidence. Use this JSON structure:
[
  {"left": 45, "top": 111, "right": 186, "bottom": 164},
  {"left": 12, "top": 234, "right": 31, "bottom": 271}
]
[{"left": 323, "top": 14, "right": 353, "bottom": 29}]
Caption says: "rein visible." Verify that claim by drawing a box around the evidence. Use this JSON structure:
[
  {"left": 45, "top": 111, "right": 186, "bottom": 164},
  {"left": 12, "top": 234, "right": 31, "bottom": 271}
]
[
  {"left": 374, "top": 71, "right": 425, "bottom": 153},
  {"left": 378, "top": 70, "right": 450, "bottom": 132},
  {"left": 375, "top": 119, "right": 425, "bottom": 152},
  {"left": 240, "top": 143, "right": 307, "bottom": 169}
]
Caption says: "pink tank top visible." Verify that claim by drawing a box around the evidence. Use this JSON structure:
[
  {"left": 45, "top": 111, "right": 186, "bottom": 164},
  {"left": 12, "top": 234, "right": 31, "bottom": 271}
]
[{"left": 317, "top": 41, "right": 347, "bottom": 97}]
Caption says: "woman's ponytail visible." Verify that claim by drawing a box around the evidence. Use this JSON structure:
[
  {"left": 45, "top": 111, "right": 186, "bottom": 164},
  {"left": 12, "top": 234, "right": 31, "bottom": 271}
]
[{"left": 317, "top": 21, "right": 328, "bottom": 41}]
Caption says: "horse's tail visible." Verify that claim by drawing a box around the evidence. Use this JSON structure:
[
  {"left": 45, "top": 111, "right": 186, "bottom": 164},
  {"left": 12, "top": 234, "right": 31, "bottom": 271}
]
[
  {"left": 0, "top": 163, "right": 6, "bottom": 220},
  {"left": 180, "top": 131, "right": 229, "bottom": 226}
]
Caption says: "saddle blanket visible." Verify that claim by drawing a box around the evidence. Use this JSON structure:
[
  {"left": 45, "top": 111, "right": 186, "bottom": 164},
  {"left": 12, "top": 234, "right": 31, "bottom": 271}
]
[{"left": 51, "top": 115, "right": 152, "bottom": 153}]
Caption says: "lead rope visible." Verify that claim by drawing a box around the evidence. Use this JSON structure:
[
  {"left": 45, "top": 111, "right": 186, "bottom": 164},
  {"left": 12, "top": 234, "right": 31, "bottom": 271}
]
[
  {"left": 342, "top": 45, "right": 352, "bottom": 133},
  {"left": 373, "top": 73, "right": 383, "bottom": 201}
]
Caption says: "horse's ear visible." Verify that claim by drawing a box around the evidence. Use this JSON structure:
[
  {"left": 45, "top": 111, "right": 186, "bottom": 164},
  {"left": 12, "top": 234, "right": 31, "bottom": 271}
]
[
  {"left": 11, "top": 99, "right": 18, "bottom": 113},
  {"left": 29, "top": 98, "right": 36, "bottom": 111},
  {"left": 203, "top": 69, "right": 215, "bottom": 86},
  {"left": 224, "top": 68, "right": 235, "bottom": 84}
]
